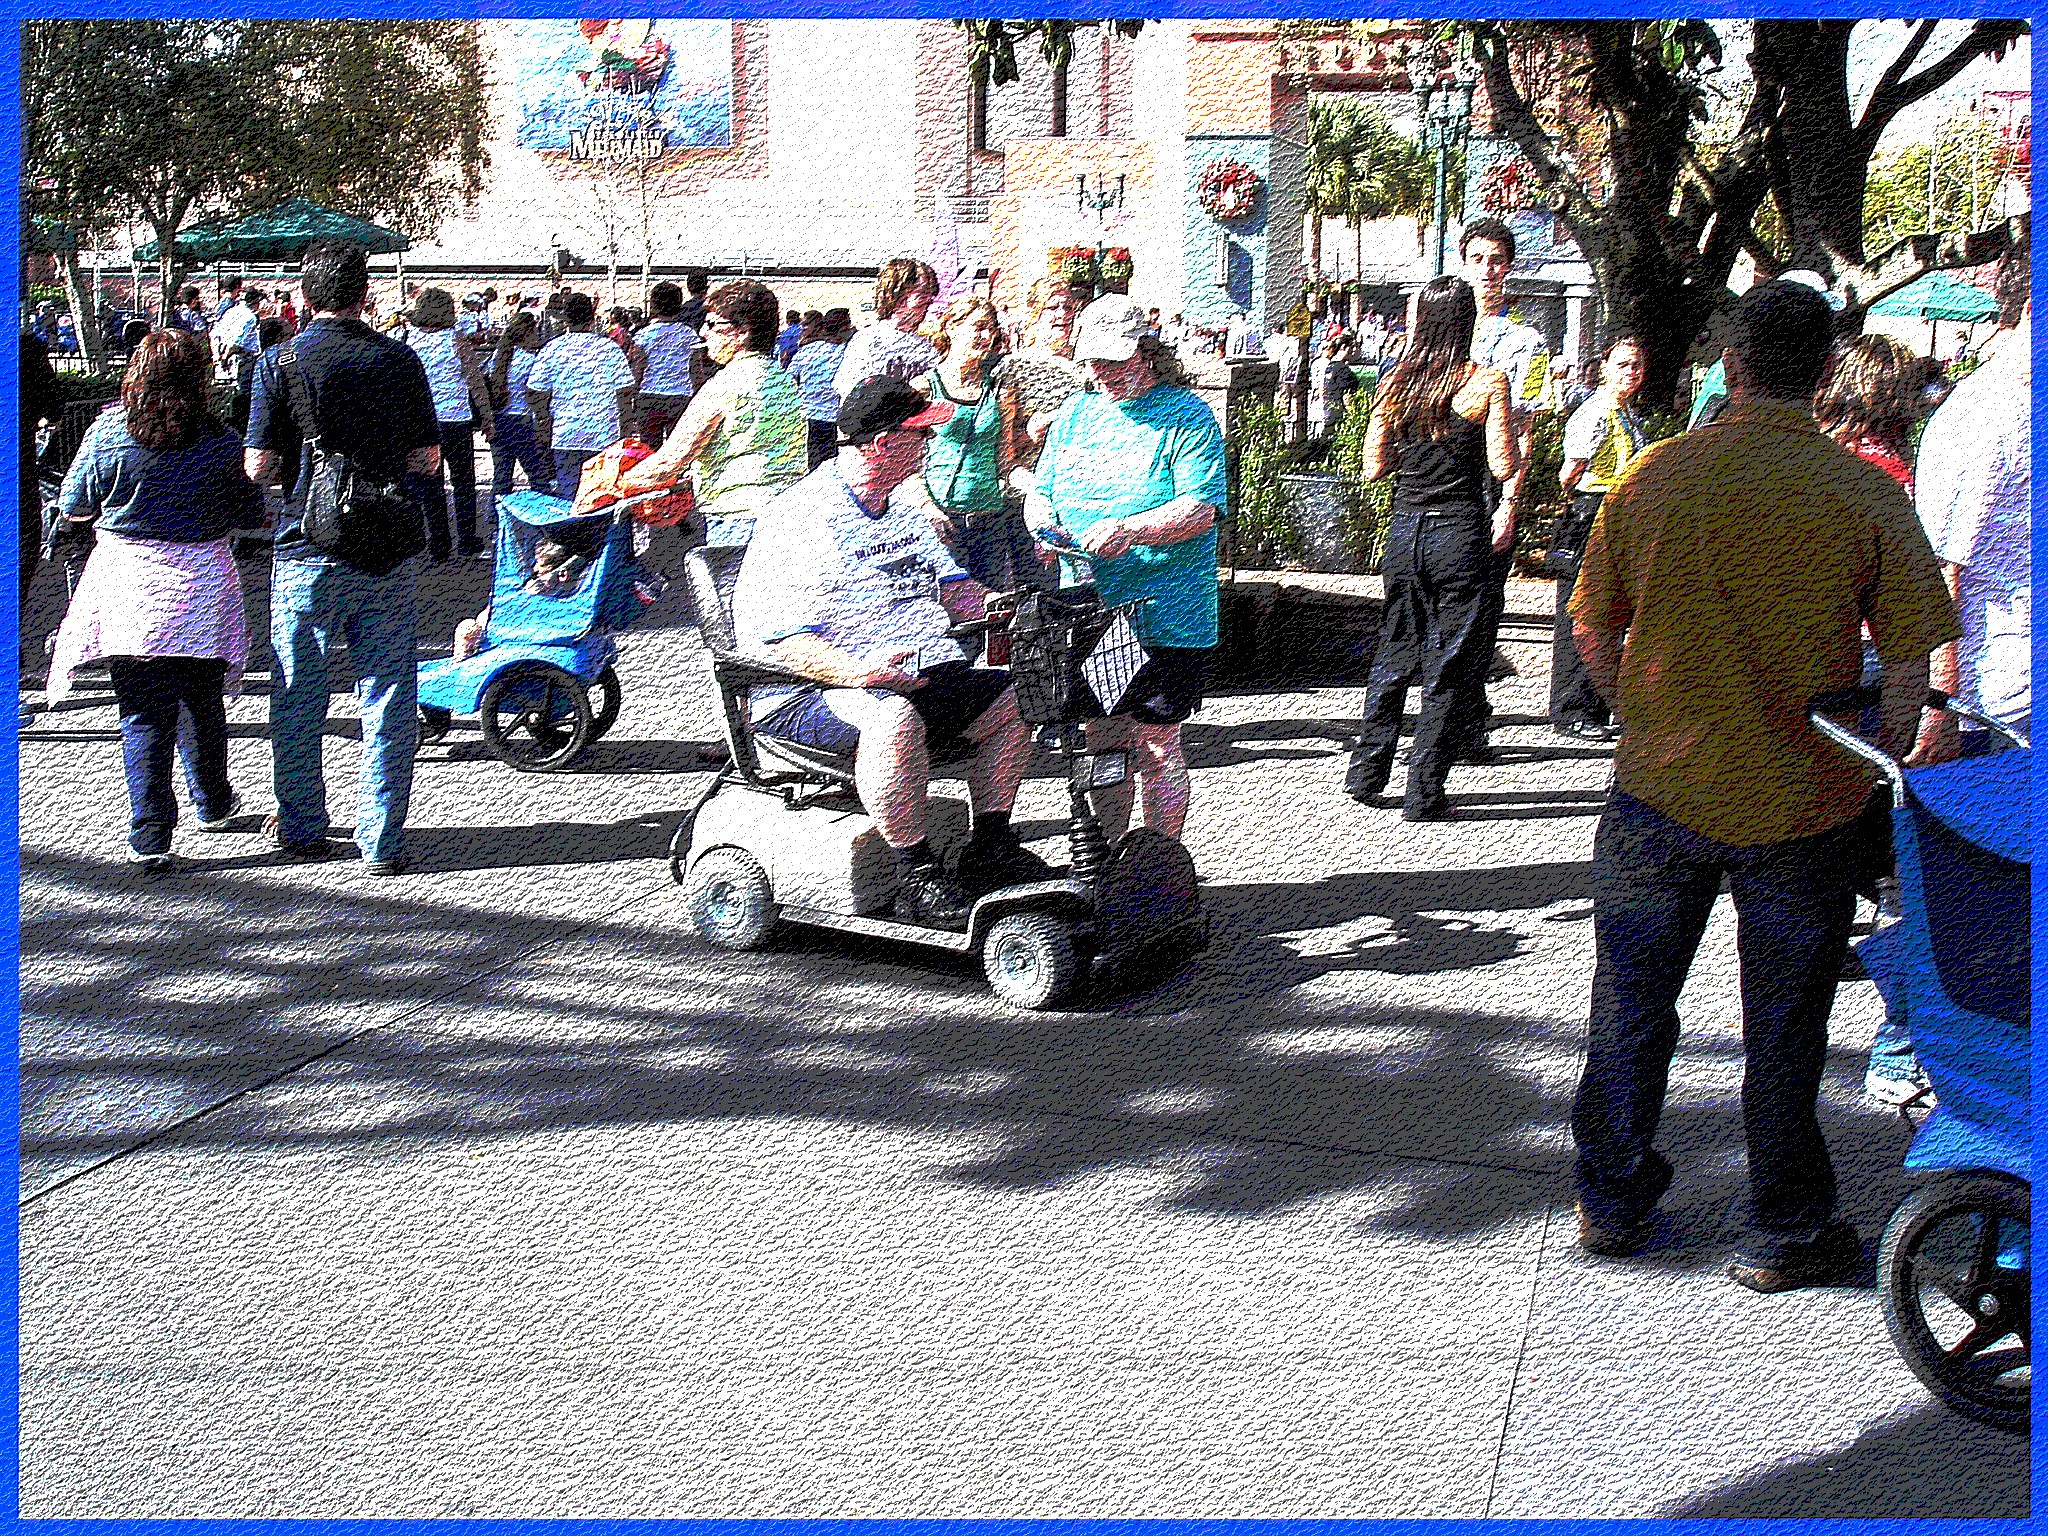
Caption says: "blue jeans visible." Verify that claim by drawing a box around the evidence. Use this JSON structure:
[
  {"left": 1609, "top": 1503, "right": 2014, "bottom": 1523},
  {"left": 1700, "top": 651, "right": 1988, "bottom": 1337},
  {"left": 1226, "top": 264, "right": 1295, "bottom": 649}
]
[
  {"left": 553, "top": 448, "right": 599, "bottom": 503},
  {"left": 490, "top": 410, "right": 554, "bottom": 499},
  {"left": 268, "top": 554, "right": 419, "bottom": 864},
  {"left": 1573, "top": 791, "right": 1864, "bottom": 1261},
  {"left": 105, "top": 656, "right": 233, "bottom": 855}
]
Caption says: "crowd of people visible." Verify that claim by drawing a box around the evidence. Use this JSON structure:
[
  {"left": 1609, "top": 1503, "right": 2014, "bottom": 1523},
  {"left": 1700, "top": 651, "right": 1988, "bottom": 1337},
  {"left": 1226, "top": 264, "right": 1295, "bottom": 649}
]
[{"left": 22, "top": 218, "right": 2029, "bottom": 1296}]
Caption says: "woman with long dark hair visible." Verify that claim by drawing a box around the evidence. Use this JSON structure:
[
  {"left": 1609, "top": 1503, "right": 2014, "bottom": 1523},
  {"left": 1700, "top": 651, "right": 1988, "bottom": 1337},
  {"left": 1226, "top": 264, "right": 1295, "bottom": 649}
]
[
  {"left": 47, "top": 328, "right": 264, "bottom": 869},
  {"left": 1343, "top": 276, "right": 1520, "bottom": 819}
]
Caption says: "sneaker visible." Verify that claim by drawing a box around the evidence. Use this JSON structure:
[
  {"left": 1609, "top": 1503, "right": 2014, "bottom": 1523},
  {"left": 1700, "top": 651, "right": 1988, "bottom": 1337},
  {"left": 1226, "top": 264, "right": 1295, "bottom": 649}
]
[
  {"left": 1577, "top": 1202, "right": 1651, "bottom": 1258},
  {"left": 1554, "top": 718, "right": 1617, "bottom": 742},
  {"left": 195, "top": 790, "right": 243, "bottom": 832},
  {"left": 1728, "top": 1220, "right": 1862, "bottom": 1294},
  {"left": 361, "top": 855, "right": 411, "bottom": 878},
  {"left": 892, "top": 867, "right": 973, "bottom": 930},
  {"left": 955, "top": 837, "right": 1058, "bottom": 895},
  {"left": 1864, "top": 1067, "right": 1934, "bottom": 1108},
  {"left": 1345, "top": 760, "right": 1391, "bottom": 803},
  {"left": 125, "top": 845, "right": 176, "bottom": 873},
  {"left": 263, "top": 812, "right": 334, "bottom": 861}
]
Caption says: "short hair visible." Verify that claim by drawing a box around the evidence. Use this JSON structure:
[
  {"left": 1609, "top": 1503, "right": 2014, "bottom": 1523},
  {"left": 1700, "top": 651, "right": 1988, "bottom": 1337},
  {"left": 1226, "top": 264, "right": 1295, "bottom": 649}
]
[
  {"left": 1994, "top": 219, "right": 2030, "bottom": 327},
  {"left": 705, "top": 279, "right": 781, "bottom": 353},
  {"left": 684, "top": 269, "right": 710, "bottom": 297},
  {"left": 649, "top": 280, "right": 683, "bottom": 318},
  {"left": 1731, "top": 280, "right": 1836, "bottom": 400},
  {"left": 180, "top": 286, "right": 201, "bottom": 304},
  {"left": 930, "top": 295, "right": 1000, "bottom": 359},
  {"left": 1814, "top": 332, "right": 1924, "bottom": 448},
  {"left": 221, "top": 275, "right": 243, "bottom": 294},
  {"left": 873, "top": 256, "right": 938, "bottom": 321},
  {"left": 561, "top": 291, "right": 597, "bottom": 327},
  {"left": 1026, "top": 275, "right": 1081, "bottom": 320},
  {"left": 1459, "top": 217, "right": 1517, "bottom": 265},
  {"left": 300, "top": 241, "right": 370, "bottom": 314},
  {"left": 786, "top": 309, "right": 801, "bottom": 324}
]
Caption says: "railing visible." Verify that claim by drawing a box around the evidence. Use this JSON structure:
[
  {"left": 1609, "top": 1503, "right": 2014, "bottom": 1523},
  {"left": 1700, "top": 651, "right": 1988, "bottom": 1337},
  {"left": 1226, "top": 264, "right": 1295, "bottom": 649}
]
[{"left": 915, "top": 193, "right": 995, "bottom": 223}]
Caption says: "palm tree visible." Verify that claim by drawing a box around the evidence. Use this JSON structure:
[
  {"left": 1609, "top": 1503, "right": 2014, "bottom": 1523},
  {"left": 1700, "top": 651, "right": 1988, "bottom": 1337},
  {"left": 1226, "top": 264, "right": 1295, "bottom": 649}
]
[
  {"left": 1306, "top": 101, "right": 1432, "bottom": 320},
  {"left": 954, "top": 20, "right": 1146, "bottom": 141},
  {"left": 1304, "top": 100, "right": 1359, "bottom": 286}
]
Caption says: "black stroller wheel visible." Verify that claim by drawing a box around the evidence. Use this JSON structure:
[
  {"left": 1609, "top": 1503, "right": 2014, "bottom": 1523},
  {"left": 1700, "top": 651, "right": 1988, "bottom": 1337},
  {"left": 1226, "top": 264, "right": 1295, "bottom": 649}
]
[
  {"left": 479, "top": 663, "right": 593, "bottom": 772},
  {"left": 587, "top": 664, "right": 623, "bottom": 741},
  {"left": 1879, "top": 1171, "right": 2030, "bottom": 1433}
]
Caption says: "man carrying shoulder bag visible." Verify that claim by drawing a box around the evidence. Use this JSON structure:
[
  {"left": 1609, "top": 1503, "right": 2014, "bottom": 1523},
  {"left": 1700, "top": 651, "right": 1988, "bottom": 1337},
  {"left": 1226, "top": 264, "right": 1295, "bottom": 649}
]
[{"left": 245, "top": 240, "right": 442, "bottom": 877}]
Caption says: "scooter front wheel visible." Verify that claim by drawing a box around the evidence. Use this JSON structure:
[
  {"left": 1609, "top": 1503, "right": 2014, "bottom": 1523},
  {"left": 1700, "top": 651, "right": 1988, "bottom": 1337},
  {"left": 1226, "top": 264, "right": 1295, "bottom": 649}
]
[
  {"left": 1879, "top": 1171, "right": 2030, "bottom": 1433},
  {"left": 982, "top": 911, "right": 1078, "bottom": 1010},
  {"left": 684, "top": 846, "right": 780, "bottom": 951}
]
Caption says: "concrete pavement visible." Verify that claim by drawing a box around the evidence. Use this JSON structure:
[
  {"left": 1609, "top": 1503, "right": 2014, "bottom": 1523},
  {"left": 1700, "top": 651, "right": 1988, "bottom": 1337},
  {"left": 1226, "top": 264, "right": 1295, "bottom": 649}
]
[{"left": 17, "top": 547, "right": 2029, "bottom": 1516}]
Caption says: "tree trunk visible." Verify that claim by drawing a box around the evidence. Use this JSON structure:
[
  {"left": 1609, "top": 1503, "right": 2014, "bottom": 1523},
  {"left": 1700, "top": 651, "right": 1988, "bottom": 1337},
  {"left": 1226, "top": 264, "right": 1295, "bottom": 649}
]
[
  {"left": 1753, "top": 22, "right": 1863, "bottom": 275},
  {"left": 59, "top": 249, "right": 105, "bottom": 374},
  {"left": 1050, "top": 58, "right": 1067, "bottom": 137}
]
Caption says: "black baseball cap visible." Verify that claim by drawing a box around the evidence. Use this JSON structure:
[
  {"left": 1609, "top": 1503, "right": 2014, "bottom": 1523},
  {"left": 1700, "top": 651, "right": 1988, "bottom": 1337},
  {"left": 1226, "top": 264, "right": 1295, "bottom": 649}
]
[{"left": 837, "top": 376, "right": 954, "bottom": 445}]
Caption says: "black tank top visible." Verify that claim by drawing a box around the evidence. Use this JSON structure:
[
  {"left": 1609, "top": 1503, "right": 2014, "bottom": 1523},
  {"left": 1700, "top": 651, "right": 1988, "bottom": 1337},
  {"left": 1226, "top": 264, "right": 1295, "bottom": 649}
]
[{"left": 1390, "top": 411, "right": 1488, "bottom": 520}]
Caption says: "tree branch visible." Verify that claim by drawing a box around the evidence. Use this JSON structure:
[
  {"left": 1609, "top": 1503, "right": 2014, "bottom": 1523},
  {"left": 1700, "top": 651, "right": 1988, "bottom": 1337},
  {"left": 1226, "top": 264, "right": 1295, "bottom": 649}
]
[
  {"left": 1857, "top": 20, "right": 2027, "bottom": 158},
  {"left": 1464, "top": 24, "right": 1607, "bottom": 263}
]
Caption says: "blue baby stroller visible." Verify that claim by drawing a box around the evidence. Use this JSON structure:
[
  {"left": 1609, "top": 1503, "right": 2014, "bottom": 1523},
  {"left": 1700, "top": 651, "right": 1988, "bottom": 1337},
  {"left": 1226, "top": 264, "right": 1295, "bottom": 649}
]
[
  {"left": 416, "top": 488, "right": 664, "bottom": 772},
  {"left": 1811, "top": 688, "right": 2030, "bottom": 1432}
]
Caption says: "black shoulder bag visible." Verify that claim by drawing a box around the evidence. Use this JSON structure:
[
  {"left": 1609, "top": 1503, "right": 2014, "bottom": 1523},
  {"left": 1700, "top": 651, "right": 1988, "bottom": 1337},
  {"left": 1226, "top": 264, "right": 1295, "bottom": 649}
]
[{"left": 277, "top": 344, "right": 425, "bottom": 575}]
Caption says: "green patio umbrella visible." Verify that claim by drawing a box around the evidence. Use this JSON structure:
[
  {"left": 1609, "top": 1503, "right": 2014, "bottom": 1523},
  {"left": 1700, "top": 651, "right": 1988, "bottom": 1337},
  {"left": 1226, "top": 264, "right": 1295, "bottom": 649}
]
[
  {"left": 132, "top": 216, "right": 236, "bottom": 264},
  {"left": 1869, "top": 269, "right": 2000, "bottom": 323},
  {"left": 206, "top": 197, "right": 411, "bottom": 262},
  {"left": 1869, "top": 269, "right": 1999, "bottom": 358}
]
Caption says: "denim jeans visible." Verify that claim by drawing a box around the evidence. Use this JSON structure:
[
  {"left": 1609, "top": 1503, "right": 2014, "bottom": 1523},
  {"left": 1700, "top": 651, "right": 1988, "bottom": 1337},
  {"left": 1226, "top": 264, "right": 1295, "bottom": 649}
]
[
  {"left": 105, "top": 656, "right": 233, "bottom": 855},
  {"left": 1347, "top": 510, "right": 1493, "bottom": 807},
  {"left": 1573, "top": 790, "right": 1863, "bottom": 1260},
  {"left": 268, "top": 554, "right": 419, "bottom": 864},
  {"left": 554, "top": 448, "right": 599, "bottom": 503},
  {"left": 415, "top": 420, "right": 480, "bottom": 557},
  {"left": 489, "top": 410, "right": 554, "bottom": 500}
]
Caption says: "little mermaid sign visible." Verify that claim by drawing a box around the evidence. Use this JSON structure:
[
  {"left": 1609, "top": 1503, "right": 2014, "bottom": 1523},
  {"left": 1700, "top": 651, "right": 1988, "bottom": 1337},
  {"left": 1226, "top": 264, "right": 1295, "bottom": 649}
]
[{"left": 511, "top": 18, "right": 734, "bottom": 161}]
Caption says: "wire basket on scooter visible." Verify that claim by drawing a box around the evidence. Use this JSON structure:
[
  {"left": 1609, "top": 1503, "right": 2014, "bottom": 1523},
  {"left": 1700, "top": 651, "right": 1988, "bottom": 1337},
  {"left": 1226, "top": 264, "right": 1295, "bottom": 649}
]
[{"left": 1005, "top": 585, "right": 1149, "bottom": 725}]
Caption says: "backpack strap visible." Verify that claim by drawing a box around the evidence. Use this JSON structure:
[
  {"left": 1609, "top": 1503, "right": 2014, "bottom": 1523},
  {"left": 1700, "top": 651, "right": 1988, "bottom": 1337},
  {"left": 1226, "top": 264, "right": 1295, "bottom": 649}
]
[{"left": 273, "top": 341, "right": 326, "bottom": 454}]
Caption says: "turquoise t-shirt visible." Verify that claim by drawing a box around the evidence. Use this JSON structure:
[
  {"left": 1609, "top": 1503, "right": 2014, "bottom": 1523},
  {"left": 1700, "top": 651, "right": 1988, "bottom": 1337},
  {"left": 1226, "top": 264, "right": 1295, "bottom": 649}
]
[{"left": 1035, "top": 384, "right": 1228, "bottom": 648}]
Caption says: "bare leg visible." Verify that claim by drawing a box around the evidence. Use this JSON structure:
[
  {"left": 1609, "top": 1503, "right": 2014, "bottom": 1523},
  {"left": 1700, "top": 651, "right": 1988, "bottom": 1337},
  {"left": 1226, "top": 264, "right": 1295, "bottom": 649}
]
[
  {"left": 958, "top": 684, "right": 1034, "bottom": 819},
  {"left": 825, "top": 689, "right": 929, "bottom": 848},
  {"left": 1130, "top": 721, "right": 1191, "bottom": 840}
]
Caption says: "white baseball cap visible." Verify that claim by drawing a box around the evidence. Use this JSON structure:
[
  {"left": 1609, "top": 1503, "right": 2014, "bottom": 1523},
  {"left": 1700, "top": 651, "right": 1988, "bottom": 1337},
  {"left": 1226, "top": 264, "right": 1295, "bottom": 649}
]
[
  {"left": 1072, "top": 296, "right": 1151, "bottom": 363},
  {"left": 1776, "top": 270, "right": 1847, "bottom": 312}
]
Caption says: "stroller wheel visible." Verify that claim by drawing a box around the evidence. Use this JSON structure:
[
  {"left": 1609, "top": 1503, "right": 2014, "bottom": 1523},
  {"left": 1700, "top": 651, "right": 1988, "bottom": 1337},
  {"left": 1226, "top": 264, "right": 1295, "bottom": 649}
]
[
  {"left": 587, "top": 664, "right": 623, "bottom": 741},
  {"left": 417, "top": 705, "right": 453, "bottom": 747},
  {"left": 479, "top": 662, "right": 593, "bottom": 773},
  {"left": 1880, "top": 1171, "right": 2030, "bottom": 1433}
]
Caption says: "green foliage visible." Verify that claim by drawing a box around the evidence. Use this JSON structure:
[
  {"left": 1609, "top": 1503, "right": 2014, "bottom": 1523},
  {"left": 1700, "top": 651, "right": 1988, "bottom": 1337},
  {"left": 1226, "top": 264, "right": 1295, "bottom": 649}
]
[
  {"left": 1865, "top": 117, "right": 2014, "bottom": 251},
  {"left": 26, "top": 286, "right": 69, "bottom": 312},
  {"left": 1308, "top": 99, "right": 1434, "bottom": 229},
  {"left": 1225, "top": 396, "right": 1305, "bottom": 569},
  {"left": 1324, "top": 381, "right": 1394, "bottom": 571}
]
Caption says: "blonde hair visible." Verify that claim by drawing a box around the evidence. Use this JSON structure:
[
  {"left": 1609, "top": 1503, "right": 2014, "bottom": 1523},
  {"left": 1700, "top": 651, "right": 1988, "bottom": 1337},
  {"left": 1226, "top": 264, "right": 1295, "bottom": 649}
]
[
  {"left": 873, "top": 256, "right": 938, "bottom": 321},
  {"left": 1026, "top": 275, "right": 1082, "bottom": 319},
  {"left": 1815, "top": 333, "right": 1925, "bottom": 451},
  {"left": 930, "top": 295, "right": 1000, "bottom": 360}
]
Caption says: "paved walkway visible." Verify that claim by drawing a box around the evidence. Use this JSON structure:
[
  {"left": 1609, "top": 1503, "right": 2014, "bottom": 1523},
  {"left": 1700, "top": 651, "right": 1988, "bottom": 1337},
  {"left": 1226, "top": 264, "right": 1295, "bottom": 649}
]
[{"left": 17, "top": 548, "right": 2027, "bottom": 1516}]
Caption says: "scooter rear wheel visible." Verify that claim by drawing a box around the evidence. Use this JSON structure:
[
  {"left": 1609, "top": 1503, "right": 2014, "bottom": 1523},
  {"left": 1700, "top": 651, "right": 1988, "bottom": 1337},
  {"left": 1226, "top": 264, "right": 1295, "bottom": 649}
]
[
  {"left": 684, "top": 846, "right": 779, "bottom": 951},
  {"left": 982, "top": 911, "right": 1078, "bottom": 1010},
  {"left": 1879, "top": 1171, "right": 2030, "bottom": 1433}
]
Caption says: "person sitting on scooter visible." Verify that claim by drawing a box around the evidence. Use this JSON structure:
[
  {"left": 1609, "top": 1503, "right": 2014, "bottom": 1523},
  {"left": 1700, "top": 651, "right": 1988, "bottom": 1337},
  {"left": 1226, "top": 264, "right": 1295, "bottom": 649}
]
[{"left": 732, "top": 376, "right": 1050, "bottom": 931}]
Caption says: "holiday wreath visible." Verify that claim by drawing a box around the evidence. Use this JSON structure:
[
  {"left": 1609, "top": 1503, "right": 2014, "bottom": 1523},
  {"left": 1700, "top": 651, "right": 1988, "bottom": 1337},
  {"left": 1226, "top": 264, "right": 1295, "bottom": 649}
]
[{"left": 1198, "top": 159, "right": 1261, "bottom": 221}]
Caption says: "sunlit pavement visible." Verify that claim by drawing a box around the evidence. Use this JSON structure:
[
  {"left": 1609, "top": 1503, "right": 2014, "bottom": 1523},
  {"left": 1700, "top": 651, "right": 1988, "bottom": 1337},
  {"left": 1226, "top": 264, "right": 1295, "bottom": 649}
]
[{"left": 17, "top": 540, "right": 2028, "bottom": 1517}]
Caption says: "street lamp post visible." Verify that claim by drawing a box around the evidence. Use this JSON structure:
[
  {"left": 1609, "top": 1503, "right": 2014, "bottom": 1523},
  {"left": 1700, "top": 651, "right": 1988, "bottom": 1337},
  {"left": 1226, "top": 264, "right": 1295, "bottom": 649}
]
[
  {"left": 1414, "top": 66, "right": 1477, "bottom": 277},
  {"left": 1077, "top": 171, "right": 1125, "bottom": 301}
]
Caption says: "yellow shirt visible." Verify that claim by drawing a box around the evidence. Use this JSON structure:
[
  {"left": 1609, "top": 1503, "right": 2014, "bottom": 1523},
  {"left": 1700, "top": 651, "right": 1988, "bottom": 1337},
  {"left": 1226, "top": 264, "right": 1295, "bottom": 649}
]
[{"left": 1569, "top": 401, "right": 1960, "bottom": 844}]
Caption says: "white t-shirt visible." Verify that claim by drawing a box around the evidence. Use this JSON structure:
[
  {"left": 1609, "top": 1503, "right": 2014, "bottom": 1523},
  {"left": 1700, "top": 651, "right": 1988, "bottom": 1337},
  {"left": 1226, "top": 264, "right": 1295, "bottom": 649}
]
[
  {"left": 527, "top": 330, "right": 637, "bottom": 451},
  {"left": 732, "top": 463, "right": 969, "bottom": 720},
  {"left": 788, "top": 340, "right": 847, "bottom": 421},
  {"left": 499, "top": 347, "right": 540, "bottom": 418},
  {"left": 638, "top": 318, "right": 699, "bottom": 397},
  {"left": 1473, "top": 311, "right": 1550, "bottom": 414},
  {"left": 1916, "top": 338, "right": 2032, "bottom": 730},
  {"left": 405, "top": 326, "right": 473, "bottom": 425},
  {"left": 833, "top": 323, "right": 940, "bottom": 399},
  {"left": 212, "top": 303, "right": 260, "bottom": 382}
]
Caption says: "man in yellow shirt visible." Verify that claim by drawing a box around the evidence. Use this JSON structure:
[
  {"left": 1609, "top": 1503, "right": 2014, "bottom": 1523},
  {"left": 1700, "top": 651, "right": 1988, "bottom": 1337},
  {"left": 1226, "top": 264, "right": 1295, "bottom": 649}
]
[{"left": 1567, "top": 279, "right": 1960, "bottom": 1292}]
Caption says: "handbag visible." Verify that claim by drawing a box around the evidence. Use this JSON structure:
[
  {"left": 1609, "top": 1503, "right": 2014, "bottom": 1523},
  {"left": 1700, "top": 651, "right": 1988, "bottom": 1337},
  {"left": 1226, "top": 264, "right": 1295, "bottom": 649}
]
[{"left": 279, "top": 345, "right": 426, "bottom": 576}]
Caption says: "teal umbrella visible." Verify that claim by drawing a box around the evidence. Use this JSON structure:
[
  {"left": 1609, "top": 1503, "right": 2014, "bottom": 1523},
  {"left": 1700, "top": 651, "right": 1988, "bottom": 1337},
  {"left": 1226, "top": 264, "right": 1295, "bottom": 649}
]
[
  {"left": 133, "top": 216, "right": 236, "bottom": 263},
  {"left": 206, "top": 197, "right": 411, "bottom": 262},
  {"left": 1869, "top": 269, "right": 1999, "bottom": 323}
]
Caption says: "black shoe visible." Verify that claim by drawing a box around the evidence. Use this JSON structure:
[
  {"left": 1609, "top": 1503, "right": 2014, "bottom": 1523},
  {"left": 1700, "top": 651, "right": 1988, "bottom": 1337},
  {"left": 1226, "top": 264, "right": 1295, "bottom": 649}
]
[
  {"left": 361, "top": 855, "right": 411, "bottom": 878},
  {"left": 1402, "top": 791, "right": 1451, "bottom": 822},
  {"left": 1577, "top": 1202, "right": 1652, "bottom": 1258},
  {"left": 1458, "top": 740, "right": 1501, "bottom": 765},
  {"left": 1728, "top": 1221, "right": 1862, "bottom": 1293},
  {"left": 1345, "top": 759, "right": 1391, "bottom": 803},
  {"left": 1554, "top": 718, "right": 1617, "bottom": 742},
  {"left": 955, "top": 838, "right": 1058, "bottom": 895},
  {"left": 893, "top": 867, "right": 973, "bottom": 930},
  {"left": 456, "top": 542, "right": 487, "bottom": 561},
  {"left": 264, "top": 813, "right": 334, "bottom": 861}
]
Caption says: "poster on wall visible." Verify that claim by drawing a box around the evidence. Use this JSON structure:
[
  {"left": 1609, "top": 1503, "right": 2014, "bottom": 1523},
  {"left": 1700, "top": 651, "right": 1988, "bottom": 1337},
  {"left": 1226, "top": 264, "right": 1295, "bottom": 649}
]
[{"left": 510, "top": 19, "right": 734, "bottom": 162}]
